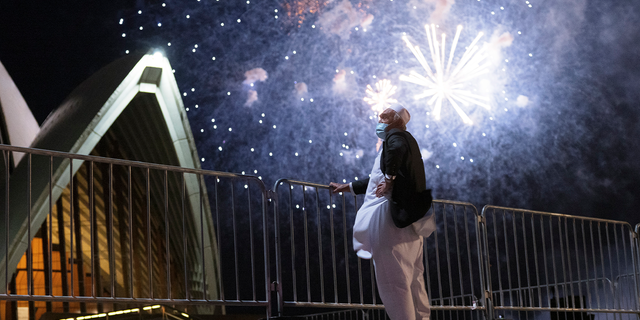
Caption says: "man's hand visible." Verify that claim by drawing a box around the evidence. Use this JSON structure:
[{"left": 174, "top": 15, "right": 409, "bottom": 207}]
[
  {"left": 329, "top": 182, "right": 350, "bottom": 194},
  {"left": 375, "top": 180, "right": 393, "bottom": 197}
]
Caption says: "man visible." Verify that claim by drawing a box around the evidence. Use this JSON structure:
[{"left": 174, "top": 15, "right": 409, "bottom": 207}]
[{"left": 329, "top": 104, "right": 433, "bottom": 320}]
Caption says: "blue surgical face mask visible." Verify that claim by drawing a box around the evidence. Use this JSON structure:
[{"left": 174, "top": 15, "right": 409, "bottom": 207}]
[{"left": 376, "top": 123, "right": 388, "bottom": 139}]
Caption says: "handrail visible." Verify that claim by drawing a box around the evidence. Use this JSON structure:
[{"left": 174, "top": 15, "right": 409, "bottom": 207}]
[{"left": 0, "top": 144, "right": 266, "bottom": 188}]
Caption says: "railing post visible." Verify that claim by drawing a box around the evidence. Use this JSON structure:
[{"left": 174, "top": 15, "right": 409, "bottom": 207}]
[
  {"left": 634, "top": 224, "right": 640, "bottom": 311},
  {"left": 270, "top": 184, "right": 285, "bottom": 318},
  {"left": 478, "top": 208, "right": 494, "bottom": 320}
]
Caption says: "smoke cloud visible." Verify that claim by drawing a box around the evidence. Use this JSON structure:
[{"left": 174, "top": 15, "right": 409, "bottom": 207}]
[{"left": 243, "top": 68, "right": 268, "bottom": 85}]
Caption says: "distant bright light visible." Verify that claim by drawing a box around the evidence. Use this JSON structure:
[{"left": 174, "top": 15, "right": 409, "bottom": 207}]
[{"left": 400, "top": 24, "right": 492, "bottom": 125}]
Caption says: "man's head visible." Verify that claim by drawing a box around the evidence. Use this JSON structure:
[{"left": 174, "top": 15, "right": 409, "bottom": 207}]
[{"left": 379, "top": 104, "right": 410, "bottom": 131}]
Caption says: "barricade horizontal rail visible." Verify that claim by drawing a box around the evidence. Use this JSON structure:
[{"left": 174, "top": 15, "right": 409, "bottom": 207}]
[
  {"left": 0, "top": 144, "right": 271, "bottom": 318},
  {"left": 272, "top": 179, "right": 486, "bottom": 318},
  {"left": 481, "top": 205, "right": 640, "bottom": 316}
]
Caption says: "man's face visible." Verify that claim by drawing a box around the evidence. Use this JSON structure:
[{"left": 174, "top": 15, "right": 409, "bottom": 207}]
[{"left": 378, "top": 110, "right": 394, "bottom": 124}]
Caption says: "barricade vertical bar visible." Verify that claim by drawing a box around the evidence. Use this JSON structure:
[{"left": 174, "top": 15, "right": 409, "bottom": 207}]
[
  {"left": 182, "top": 173, "right": 188, "bottom": 301},
  {"left": 590, "top": 221, "right": 601, "bottom": 309},
  {"left": 273, "top": 182, "right": 284, "bottom": 316},
  {"left": 27, "top": 154, "right": 32, "bottom": 297},
  {"left": 128, "top": 166, "right": 134, "bottom": 299},
  {"left": 232, "top": 180, "right": 240, "bottom": 301},
  {"left": 288, "top": 182, "right": 298, "bottom": 302},
  {"left": 69, "top": 156, "right": 74, "bottom": 297},
  {"left": 608, "top": 223, "right": 617, "bottom": 308},
  {"left": 358, "top": 253, "right": 363, "bottom": 304},
  {"left": 549, "top": 215, "right": 560, "bottom": 306},
  {"left": 453, "top": 205, "right": 465, "bottom": 307},
  {"left": 433, "top": 204, "right": 443, "bottom": 304},
  {"left": 562, "top": 217, "right": 574, "bottom": 302},
  {"left": 479, "top": 206, "right": 493, "bottom": 320},
  {"left": 4, "top": 150, "right": 9, "bottom": 294},
  {"left": 328, "top": 189, "right": 338, "bottom": 303},
  {"left": 424, "top": 238, "right": 432, "bottom": 305},
  {"left": 503, "top": 209, "right": 514, "bottom": 306},
  {"left": 511, "top": 210, "right": 522, "bottom": 306},
  {"left": 622, "top": 225, "right": 632, "bottom": 310},
  {"left": 263, "top": 185, "right": 272, "bottom": 319},
  {"left": 89, "top": 161, "right": 95, "bottom": 298},
  {"left": 248, "top": 185, "right": 256, "bottom": 301},
  {"left": 463, "top": 206, "right": 475, "bottom": 302},
  {"left": 165, "top": 170, "right": 171, "bottom": 299},
  {"left": 530, "top": 212, "right": 542, "bottom": 307},
  {"left": 146, "top": 167, "right": 153, "bottom": 298},
  {"left": 580, "top": 221, "right": 592, "bottom": 310},
  {"left": 214, "top": 176, "right": 222, "bottom": 302},
  {"left": 340, "top": 193, "right": 351, "bottom": 304},
  {"left": 315, "top": 188, "right": 325, "bottom": 303},
  {"left": 634, "top": 224, "right": 640, "bottom": 311},
  {"left": 49, "top": 156, "right": 54, "bottom": 298},
  {"left": 492, "top": 211, "right": 504, "bottom": 306},
  {"left": 611, "top": 222, "right": 626, "bottom": 308},
  {"left": 369, "top": 257, "right": 376, "bottom": 305},
  {"left": 442, "top": 203, "right": 453, "bottom": 305},
  {"left": 540, "top": 216, "right": 551, "bottom": 308},
  {"left": 199, "top": 174, "right": 207, "bottom": 301},
  {"left": 572, "top": 219, "right": 583, "bottom": 307},
  {"left": 303, "top": 186, "right": 311, "bottom": 302},
  {"left": 109, "top": 163, "right": 115, "bottom": 298}
]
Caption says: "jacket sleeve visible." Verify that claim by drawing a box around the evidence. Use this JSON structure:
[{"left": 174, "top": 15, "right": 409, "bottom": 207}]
[
  {"left": 351, "top": 178, "right": 369, "bottom": 195},
  {"left": 382, "top": 133, "right": 408, "bottom": 177}
]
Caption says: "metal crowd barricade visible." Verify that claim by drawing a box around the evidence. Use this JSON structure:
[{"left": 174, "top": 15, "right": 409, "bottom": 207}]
[
  {"left": 0, "top": 144, "right": 271, "bottom": 317},
  {"left": 272, "top": 179, "right": 486, "bottom": 319},
  {"left": 480, "top": 205, "right": 640, "bottom": 320}
]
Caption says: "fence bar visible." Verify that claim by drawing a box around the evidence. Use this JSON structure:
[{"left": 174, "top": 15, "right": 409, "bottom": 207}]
[
  {"left": 0, "top": 144, "right": 270, "bottom": 316},
  {"left": 481, "top": 205, "right": 638, "bottom": 316}
]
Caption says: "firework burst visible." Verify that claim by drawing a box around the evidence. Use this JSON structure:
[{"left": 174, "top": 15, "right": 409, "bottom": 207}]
[
  {"left": 363, "top": 79, "right": 398, "bottom": 114},
  {"left": 400, "top": 24, "right": 491, "bottom": 124}
]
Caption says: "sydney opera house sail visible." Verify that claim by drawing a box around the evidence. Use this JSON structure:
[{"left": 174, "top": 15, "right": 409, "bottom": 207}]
[{"left": 0, "top": 52, "right": 219, "bottom": 319}]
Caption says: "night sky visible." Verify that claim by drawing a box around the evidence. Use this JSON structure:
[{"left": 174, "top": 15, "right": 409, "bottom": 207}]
[{"left": 1, "top": 0, "right": 639, "bottom": 224}]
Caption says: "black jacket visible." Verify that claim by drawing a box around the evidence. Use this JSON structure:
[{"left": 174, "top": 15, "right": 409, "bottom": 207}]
[{"left": 352, "top": 129, "right": 431, "bottom": 227}]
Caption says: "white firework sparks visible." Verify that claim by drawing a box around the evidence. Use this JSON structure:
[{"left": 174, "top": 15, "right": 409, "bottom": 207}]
[
  {"left": 400, "top": 24, "right": 491, "bottom": 124},
  {"left": 363, "top": 79, "right": 398, "bottom": 114}
]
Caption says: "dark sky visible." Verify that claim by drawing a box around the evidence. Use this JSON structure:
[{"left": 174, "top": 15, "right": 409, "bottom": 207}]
[
  {"left": 0, "top": 1, "right": 128, "bottom": 122},
  {"left": 1, "top": 0, "right": 639, "bottom": 225}
]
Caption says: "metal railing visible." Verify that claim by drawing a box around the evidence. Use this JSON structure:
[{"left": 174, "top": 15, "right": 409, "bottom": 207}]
[
  {"left": 271, "top": 179, "right": 486, "bottom": 318},
  {"left": 1, "top": 144, "right": 640, "bottom": 320},
  {"left": 0, "top": 144, "right": 271, "bottom": 317},
  {"left": 480, "top": 206, "right": 640, "bottom": 318}
]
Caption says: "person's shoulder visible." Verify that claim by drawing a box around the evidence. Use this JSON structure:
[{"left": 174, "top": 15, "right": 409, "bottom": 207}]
[{"left": 387, "top": 129, "right": 410, "bottom": 141}]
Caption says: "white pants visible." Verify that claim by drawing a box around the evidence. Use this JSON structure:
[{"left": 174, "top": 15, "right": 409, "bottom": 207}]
[{"left": 370, "top": 206, "right": 431, "bottom": 320}]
